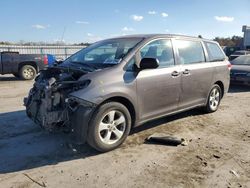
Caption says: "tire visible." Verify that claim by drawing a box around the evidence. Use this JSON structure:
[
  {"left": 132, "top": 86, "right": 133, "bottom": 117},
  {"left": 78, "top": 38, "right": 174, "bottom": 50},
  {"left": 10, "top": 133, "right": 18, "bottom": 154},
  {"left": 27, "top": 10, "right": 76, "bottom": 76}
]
[
  {"left": 204, "top": 84, "right": 222, "bottom": 113},
  {"left": 19, "top": 65, "right": 36, "bottom": 80},
  {"left": 87, "top": 102, "right": 132, "bottom": 152},
  {"left": 13, "top": 73, "right": 20, "bottom": 78}
]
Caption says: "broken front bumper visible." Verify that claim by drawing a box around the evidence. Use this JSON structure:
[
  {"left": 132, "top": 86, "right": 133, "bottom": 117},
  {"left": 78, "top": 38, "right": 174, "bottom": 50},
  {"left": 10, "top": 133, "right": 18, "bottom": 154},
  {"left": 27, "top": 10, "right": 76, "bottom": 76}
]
[
  {"left": 24, "top": 96, "right": 69, "bottom": 130},
  {"left": 24, "top": 83, "right": 69, "bottom": 131},
  {"left": 68, "top": 101, "right": 96, "bottom": 144},
  {"left": 24, "top": 88, "right": 97, "bottom": 143}
]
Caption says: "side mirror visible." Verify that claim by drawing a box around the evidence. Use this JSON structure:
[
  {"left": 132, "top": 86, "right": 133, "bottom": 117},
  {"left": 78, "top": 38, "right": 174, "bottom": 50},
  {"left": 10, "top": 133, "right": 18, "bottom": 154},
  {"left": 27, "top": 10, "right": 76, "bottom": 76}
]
[{"left": 139, "top": 58, "right": 159, "bottom": 70}]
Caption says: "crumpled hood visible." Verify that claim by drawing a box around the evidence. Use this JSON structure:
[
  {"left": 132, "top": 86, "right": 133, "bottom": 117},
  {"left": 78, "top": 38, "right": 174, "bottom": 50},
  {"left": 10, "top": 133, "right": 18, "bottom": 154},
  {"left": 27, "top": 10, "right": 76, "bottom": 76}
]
[{"left": 39, "top": 66, "right": 89, "bottom": 81}]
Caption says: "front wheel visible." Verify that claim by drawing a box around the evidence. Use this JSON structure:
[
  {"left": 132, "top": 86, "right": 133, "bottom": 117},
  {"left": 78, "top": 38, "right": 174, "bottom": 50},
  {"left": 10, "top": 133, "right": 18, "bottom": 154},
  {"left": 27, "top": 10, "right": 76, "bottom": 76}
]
[
  {"left": 204, "top": 84, "right": 222, "bottom": 113},
  {"left": 87, "top": 102, "right": 131, "bottom": 152}
]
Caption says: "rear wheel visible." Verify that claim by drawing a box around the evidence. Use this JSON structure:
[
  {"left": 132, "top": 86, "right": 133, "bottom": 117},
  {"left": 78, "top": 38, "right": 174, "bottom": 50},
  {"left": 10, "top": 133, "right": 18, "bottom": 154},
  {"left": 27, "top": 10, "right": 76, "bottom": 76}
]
[
  {"left": 19, "top": 65, "right": 36, "bottom": 80},
  {"left": 87, "top": 102, "right": 131, "bottom": 152},
  {"left": 204, "top": 84, "right": 222, "bottom": 113}
]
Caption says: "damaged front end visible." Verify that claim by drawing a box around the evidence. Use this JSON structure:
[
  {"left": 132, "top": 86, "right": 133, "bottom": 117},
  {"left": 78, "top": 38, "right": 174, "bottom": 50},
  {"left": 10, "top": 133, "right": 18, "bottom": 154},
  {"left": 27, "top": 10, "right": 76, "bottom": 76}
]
[{"left": 24, "top": 66, "right": 92, "bottom": 132}]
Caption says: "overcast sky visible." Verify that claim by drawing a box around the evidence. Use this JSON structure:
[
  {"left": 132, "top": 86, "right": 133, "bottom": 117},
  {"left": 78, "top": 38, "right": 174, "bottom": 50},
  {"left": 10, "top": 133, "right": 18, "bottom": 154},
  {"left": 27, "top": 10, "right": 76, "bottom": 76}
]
[{"left": 1, "top": 0, "right": 250, "bottom": 43}]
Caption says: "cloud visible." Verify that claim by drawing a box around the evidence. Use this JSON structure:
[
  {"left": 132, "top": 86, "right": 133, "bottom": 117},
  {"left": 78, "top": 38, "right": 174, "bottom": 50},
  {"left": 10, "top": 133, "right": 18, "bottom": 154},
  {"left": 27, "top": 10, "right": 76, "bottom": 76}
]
[
  {"left": 148, "top": 11, "right": 157, "bottom": 15},
  {"left": 87, "top": 33, "right": 93, "bottom": 36},
  {"left": 161, "top": 12, "right": 168, "bottom": 18},
  {"left": 214, "top": 16, "right": 234, "bottom": 22},
  {"left": 32, "top": 24, "right": 47, "bottom": 29},
  {"left": 131, "top": 15, "right": 143, "bottom": 21},
  {"left": 75, "top": 21, "right": 89, "bottom": 24},
  {"left": 122, "top": 27, "right": 135, "bottom": 32},
  {"left": 165, "top": 29, "right": 169, "bottom": 32}
]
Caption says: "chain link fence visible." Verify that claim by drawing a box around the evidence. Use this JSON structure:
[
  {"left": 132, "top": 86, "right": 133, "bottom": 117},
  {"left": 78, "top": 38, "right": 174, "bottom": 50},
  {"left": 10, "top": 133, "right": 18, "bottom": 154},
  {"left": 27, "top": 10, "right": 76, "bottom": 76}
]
[{"left": 0, "top": 45, "right": 86, "bottom": 60}]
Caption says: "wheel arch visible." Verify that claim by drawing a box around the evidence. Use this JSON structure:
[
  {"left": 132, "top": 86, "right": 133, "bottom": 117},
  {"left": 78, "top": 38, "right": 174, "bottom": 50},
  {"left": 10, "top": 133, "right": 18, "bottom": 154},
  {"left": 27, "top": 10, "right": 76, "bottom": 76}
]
[
  {"left": 18, "top": 61, "right": 38, "bottom": 72},
  {"left": 214, "top": 81, "right": 224, "bottom": 98},
  {"left": 98, "top": 96, "right": 137, "bottom": 127}
]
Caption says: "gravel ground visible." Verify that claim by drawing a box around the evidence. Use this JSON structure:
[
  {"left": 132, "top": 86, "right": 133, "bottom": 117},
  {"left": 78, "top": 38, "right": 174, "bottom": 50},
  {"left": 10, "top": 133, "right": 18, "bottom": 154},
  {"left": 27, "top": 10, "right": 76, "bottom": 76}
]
[{"left": 0, "top": 74, "right": 250, "bottom": 188}]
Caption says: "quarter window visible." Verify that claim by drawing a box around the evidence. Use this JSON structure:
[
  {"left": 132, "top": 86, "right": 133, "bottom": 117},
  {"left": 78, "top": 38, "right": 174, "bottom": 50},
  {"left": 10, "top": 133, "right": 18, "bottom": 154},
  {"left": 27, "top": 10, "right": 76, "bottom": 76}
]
[
  {"left": 205, "top": 42, "right": 225, "bottom": 62},
  {"left": 140, "top": 39, "right": 175, "bottom": 68},
  {"left": 125, "top": 57, "right": 136, "bottom": 71},
  {"left": 175, "top": 40, "right": 205, "bottom": 64}
]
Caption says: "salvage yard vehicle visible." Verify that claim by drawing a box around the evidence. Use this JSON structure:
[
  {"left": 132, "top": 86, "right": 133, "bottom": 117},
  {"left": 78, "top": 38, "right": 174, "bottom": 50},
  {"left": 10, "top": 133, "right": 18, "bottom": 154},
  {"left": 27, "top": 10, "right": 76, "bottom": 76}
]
[
  {"left": 0, "top": 52, "right": 55, "bottom": 80},
  {"left": 229, "top": 50, "right": 250, "bottom": 61},
  {"left": 230, "top": 55, "right": 250, "bottom": 85},
  {"left": 24, "top": 34, "right": 230, "bottom": 152}
]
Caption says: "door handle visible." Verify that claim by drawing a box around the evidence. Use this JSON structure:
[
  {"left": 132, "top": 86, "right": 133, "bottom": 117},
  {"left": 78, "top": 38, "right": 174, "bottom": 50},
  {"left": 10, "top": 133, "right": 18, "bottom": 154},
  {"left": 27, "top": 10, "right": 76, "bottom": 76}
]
[
  {"left": 183, "top": 69, "right": 190, "bottom": 75},
  {"left": 171, "top": 71, "right": 180, "bottom": 77}
]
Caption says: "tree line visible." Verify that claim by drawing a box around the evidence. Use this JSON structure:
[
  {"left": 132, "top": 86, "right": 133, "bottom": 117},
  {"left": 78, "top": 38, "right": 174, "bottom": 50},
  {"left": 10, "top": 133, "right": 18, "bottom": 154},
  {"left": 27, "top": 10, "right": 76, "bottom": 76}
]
[{"left": 213, "top": 36, "right": 243, "bottom": 47}]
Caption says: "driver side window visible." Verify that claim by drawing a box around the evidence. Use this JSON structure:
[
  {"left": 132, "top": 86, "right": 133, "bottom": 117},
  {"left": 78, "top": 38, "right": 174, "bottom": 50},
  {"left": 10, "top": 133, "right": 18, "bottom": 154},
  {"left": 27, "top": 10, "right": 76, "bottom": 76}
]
[{"left": 140, "top": 39, "right": 175, "bottom": 68}]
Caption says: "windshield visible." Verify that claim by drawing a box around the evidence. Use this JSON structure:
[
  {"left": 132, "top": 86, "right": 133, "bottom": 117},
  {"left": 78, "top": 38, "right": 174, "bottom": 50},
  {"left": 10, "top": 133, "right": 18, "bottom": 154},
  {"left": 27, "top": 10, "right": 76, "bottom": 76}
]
[
  {"left": 62, "top": 38, "right": 143, "bottom": 71},
  {"left": 231, "top": 55, "right": 250, "bottom": 65}
]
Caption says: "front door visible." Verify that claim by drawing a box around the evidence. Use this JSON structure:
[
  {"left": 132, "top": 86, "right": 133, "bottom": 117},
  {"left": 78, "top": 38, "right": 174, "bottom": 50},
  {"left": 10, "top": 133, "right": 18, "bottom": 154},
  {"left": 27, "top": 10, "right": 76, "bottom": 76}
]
[
  {"left": 136, "top": 39, "right": 181, "bottom": 121},
  {"left": 1, "top": 53, "right": 19, "bottom": 73}
]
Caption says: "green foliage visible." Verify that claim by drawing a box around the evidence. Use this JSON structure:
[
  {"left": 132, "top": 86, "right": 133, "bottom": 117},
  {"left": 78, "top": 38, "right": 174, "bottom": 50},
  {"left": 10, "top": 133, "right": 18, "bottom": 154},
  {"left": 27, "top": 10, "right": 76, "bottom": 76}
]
[
  {"left": 213, "top": 36, "right": 243, "bottom": 47},
  {"left": 0, "top": 41, "right": 12, "bottom": 45}
]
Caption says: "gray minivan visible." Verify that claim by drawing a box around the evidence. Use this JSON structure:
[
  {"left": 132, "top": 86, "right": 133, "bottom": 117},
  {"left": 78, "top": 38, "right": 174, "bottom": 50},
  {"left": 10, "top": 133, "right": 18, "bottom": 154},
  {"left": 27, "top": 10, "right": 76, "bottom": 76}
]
[{"left": 24, "top": 34, "right": 230, "bottom": 152}]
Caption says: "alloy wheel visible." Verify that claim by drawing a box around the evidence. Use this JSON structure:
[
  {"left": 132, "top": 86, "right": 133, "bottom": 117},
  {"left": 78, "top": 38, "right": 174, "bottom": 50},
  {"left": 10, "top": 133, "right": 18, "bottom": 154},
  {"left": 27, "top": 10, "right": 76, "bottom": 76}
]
[
  {"left": 209, "top": 87, "right": 220, "bottom": 111},
  {"left": 98, "top": 110, "right": 126, "bottom": 145}
]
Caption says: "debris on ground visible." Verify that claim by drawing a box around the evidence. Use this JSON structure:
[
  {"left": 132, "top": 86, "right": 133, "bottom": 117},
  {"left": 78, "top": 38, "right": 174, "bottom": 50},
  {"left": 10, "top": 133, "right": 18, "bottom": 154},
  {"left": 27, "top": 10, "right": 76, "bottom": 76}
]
[
  {"left": 23, "top": 173, "right": 46, "bottom": 187},
  {"left": 229, "top": 169, "right": 240, "bottom": 178},
  {"left": 1, "top": 77, "right": 250, "bottom": 187},
  {"left": 181, "top": 139, "right": 188, "bottom": 146},
  {"left": 146, "top": 133, "right": 187, "bottom": 146},
  {"left": 213, "top": 154, "right": 221, "bottom": 159},
  {"left": 196, "top": 155, "right": 208, "bottom": 167}
]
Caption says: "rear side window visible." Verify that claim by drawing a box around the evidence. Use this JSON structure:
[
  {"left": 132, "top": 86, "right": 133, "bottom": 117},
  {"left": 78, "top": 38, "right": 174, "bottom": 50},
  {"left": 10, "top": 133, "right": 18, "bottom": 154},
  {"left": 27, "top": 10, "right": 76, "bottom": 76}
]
[
  {"left": 205, "top": 42, "right": 225, "bottom": 62},
  {"left": 175, "top": 40, "right": 205, "bottom": 64}
]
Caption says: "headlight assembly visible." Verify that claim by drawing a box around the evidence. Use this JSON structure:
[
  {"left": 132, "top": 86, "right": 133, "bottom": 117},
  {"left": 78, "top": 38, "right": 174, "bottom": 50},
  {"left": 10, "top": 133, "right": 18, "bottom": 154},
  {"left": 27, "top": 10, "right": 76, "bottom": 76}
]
[
  {"left": 66, "top": 96, "right": 96, "bottom": 111},
  {"left": 55, "top": 79, "right": 91, "bottom": 91}
]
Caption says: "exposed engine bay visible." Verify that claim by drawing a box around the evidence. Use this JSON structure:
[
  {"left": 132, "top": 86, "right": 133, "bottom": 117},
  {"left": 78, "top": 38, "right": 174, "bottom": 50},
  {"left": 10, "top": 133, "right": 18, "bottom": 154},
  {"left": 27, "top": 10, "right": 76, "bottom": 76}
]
[{"left": 24, "top": 66, "right": 91, "bottom": 131}]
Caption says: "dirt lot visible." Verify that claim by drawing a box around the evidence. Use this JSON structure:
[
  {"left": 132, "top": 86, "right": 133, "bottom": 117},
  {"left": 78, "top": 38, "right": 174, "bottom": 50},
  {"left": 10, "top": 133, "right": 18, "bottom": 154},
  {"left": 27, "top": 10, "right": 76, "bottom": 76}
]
[{"left": 0, "top": 74, "right": 249, "bottom": 188}]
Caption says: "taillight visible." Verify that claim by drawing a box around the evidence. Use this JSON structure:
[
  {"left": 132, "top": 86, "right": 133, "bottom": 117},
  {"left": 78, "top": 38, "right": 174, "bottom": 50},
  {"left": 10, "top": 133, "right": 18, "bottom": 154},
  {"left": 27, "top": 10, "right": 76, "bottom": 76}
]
[
  {"left": 227, "top": 62, "right": 232, "bottom": 70},
  {"left": 43, "top": 55, "right": 48, "bottom": 65}
]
